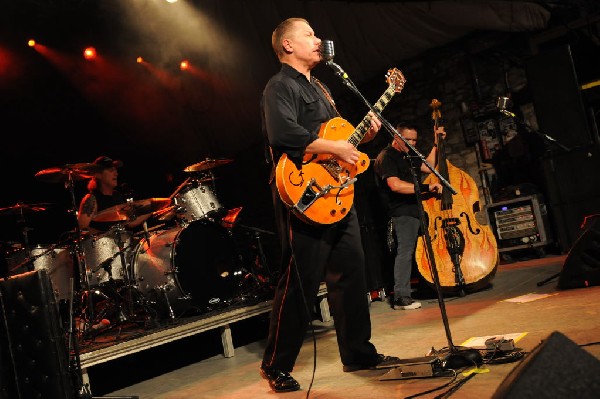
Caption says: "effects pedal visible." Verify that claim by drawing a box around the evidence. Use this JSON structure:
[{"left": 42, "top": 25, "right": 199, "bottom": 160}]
[
  {"left": 485, "top": 336, "right": 515, "bottom": 352},
  {"left": 379, "top": 356, "right": 444, "bottom": 380}
]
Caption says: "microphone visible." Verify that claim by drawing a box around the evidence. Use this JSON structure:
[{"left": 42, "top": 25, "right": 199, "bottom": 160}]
[
  {"left": 320, "top": 39, "right": 335, "bottom": 62},
  {"left": 319, "top": 40, "right": 348, "bottom": 80},
  {"left": 98, "top": 257, "right": 114, "bottom": 272}
]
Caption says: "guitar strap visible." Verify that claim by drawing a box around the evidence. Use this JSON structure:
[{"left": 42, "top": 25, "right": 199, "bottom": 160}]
[{"left": 312, "top": 77, "right": 341, "bottom": 117}]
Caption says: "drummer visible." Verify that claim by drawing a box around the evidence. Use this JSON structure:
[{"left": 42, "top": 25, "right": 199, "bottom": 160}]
[{"left": 77, "top": 156, "right": 151, "bottom": 234}]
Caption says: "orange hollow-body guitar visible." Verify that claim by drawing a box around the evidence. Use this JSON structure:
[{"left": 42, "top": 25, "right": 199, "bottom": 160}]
[{"left": 275, "top": 68, "right": 406, "bottom": 225}]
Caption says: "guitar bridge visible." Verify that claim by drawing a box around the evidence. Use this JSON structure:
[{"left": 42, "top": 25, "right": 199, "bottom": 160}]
[{"left": 293, "top": 177, "right": 357, "bottom": 214}]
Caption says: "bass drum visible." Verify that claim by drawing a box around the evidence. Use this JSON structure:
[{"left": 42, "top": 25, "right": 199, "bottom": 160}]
[{"left": 132, "top": 220, "right": 239, "bottom": 317}]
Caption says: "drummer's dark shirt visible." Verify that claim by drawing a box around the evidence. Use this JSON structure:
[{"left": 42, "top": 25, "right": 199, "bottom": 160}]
[{"left": 89, "top": 190, "right": 126, "bottom": 232}]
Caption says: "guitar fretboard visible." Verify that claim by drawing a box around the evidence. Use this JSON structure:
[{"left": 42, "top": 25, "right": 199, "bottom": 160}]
[{"left": 348, "top": 84, "right": 398, "bottom": 147}]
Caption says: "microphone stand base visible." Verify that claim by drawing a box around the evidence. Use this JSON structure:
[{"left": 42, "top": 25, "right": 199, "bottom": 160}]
[{"left": 434, "top": 346, "right": 483, "bottom": 370}]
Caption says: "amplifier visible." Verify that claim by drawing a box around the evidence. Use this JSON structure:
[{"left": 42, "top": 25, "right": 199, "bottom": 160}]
[{"left": 485, "top": 195, "right": 552, "bottom": 253}]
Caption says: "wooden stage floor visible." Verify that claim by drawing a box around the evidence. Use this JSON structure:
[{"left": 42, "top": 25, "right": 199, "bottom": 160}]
[{"left": 84, "top": 254, "right": 600, "bottom": 398}]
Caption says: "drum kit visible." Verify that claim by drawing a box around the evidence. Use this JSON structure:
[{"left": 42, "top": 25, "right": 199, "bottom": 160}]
[{"left": 2, "top": 158, "right": 274, "bottom": 339}]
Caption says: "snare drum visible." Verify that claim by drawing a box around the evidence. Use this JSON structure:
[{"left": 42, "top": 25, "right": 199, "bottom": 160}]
[
  {"left": 132, "top": 220, "right": 238, "bottom": 317},
  {"left": 82, "top": 227, "right": 134, "bottom": 287},
  {"left": 173, "top": 181, "right": 223, "bottom": 223}
]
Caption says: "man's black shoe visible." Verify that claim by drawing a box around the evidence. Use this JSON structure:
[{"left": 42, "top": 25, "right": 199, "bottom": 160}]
[
  {"left": 343, "top": 353, "right": 401, "bottom": 372},
  {"left": 260, "top": 366, "right": 301, "bottom": 392}
]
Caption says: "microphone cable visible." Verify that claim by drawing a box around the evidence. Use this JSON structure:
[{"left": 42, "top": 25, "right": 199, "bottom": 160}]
[{"left": 286, "top": 209, "right": 319, "bottom": 399}]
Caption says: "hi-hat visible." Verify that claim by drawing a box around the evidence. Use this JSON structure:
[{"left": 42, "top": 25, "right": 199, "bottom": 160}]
[
  {"left": 0, "top": 202, "right": 52, "bottom": 216},
  {"left": 92, "top": 198, "right": 172, "bottom": 222},
  {"left": 35, "top": 163, "right": 96, "bottom": 183},
  {"left": 184, "top": 158, "right": 232, "bottom": 173}
]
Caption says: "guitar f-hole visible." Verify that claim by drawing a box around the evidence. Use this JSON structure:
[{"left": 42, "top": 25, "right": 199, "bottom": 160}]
[{"left": 287, "top": 171, "right": 304, "bottom": 187}]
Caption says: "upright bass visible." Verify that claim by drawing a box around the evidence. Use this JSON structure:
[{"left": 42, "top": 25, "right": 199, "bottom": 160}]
[{"left": 415, "top": 99, "right": 499, "bottom": 295}]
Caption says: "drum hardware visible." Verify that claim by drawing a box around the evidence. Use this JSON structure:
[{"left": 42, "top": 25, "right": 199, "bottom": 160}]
[
  {"left": 233, "top": 224, "right": 277, "bottom": 292},
  {"left": 0, "top": 201, "right": 53, "bottom": 266},
  {"left": 154, "top": 284, "right": 178, "bottom": 320}
]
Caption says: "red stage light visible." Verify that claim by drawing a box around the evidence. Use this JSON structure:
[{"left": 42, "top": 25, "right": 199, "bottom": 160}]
[{"left": 83, "top": 47, "right": 96, "bottom": 60}]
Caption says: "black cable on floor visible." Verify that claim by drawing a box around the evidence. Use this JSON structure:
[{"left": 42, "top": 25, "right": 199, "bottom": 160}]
[
  {"left": 433, "top": 372, "right": 476, "bottom": 399},
  {"left": 404, "top": 370, "right": 458, "bottom": 399}
]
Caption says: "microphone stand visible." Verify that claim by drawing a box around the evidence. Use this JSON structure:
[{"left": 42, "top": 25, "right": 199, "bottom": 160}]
[
  {"left": 496, "top": 98, "right": 570, "bottom": 286},
  {"left": 498, "top": 108, "right": 571, "bottom": 153},
  {"left": 325, "top": 60, "right": 482, "bottom": 370}
]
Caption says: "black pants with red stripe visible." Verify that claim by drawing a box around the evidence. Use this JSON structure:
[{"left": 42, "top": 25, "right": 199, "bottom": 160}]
[{"left": 262, "top": 185, "right": 379, "bottom": 372}]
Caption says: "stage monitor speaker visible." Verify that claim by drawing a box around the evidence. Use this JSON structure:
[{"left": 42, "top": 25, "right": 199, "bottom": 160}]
[
  {"left": 493, "top": 331, "right": 600, "bottom": 398},
  {"left": 558, "top": 214, "right": 600, "bottom": 289},
  {"left": 0, "top": 270, "right": 75, "bottom": 399}
]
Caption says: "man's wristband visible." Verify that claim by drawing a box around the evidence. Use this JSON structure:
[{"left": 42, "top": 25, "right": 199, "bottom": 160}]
[{"left": 420, "top": 184, "right": 430, "bottom": 193}]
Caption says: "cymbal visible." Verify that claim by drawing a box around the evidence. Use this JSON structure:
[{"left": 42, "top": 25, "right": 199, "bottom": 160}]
[
  {"left": 92, "top": 205, "right": 130, "bottom": 222},
  {"left": 0, "top": 202, "right": 52, "bottom": 216},
  {"left": 126, "top": 198, "right": 172, "bottom": 215},
  {"left": 35, "top": 163, "right": 96, "bottom": 183},
  {"left": 184, "top": 158, "right": 232, "bottom": 173},
  {"left": 92, "top": 198, "right": 172, "bottom": 222},
  {"left": 193, "top": 176, "right": 219, "bottom": 184}
]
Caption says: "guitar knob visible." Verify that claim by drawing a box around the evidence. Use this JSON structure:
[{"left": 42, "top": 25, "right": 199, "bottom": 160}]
[{"left": 330, "top": 210, "right": 337, "bottom": 216}]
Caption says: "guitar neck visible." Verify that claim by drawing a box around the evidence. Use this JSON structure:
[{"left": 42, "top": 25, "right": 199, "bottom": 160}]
[{"left": 348, "top": 84, "right": 397, "bottom": 147}]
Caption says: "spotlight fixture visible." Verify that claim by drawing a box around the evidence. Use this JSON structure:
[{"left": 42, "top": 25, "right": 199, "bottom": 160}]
[
  {"left": 27, "top": 39, "right": 36, "bottom": 47},
  {"left": 180, "top": 60, "right": 190, "bottom": 71}
]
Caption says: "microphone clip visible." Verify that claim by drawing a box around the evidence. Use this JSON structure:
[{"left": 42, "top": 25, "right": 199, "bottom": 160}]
[{"left": 326, "top": 60, "right": 348, "bottom": 80}]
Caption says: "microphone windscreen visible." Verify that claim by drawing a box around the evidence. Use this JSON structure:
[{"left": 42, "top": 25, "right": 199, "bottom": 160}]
[{"left": 320, "top": 40, "right": 335, "bottom": 62}]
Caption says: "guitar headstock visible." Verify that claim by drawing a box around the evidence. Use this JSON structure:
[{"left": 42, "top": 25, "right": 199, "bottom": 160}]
[{"left": 386, "top": 68, "right": 406, "bottom": 93}]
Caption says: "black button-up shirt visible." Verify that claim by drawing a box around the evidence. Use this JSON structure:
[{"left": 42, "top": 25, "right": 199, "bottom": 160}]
[{"left": 261, "top": 63, "right": 337, "bottom": 169}]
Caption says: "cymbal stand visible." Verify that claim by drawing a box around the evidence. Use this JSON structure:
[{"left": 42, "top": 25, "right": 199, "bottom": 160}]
[
  {"left": 61, "top": 171, "right": 98, "bottom": 338},
  {"left": 58, "top": 170, "right": 107, "bottom": 398},
  {"left": 104, "top": 225, "right": 138, "bottom": 324},
  {"left": 238, "top": 224, "right": 276, "bottom": 283},
  {"left": 230, "top": 225, "right": 275, "bottom": 302},
  {"left": 16, "top": 209, "right": 33, "bottom": 262}
]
